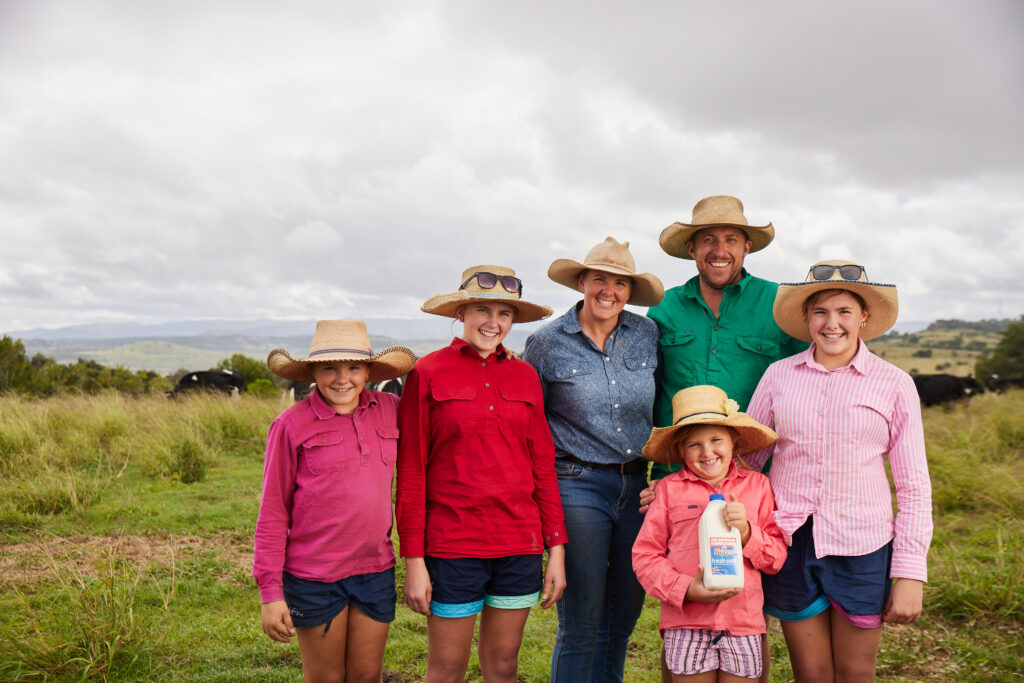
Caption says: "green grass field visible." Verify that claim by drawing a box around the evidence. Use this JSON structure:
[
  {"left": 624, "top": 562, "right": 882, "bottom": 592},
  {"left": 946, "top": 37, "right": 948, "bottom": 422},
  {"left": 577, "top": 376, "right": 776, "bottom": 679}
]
[{"left": 1, "top": 390, "right": 1022, "bottom": 681}]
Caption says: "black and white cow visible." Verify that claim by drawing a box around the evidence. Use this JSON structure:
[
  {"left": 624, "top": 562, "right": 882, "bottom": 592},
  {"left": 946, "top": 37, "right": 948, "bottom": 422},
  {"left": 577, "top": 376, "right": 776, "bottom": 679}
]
[
  {"left": 911, "top": 373, "right": 984, "bottom": 407},
  {"left": 985, "top": 374, "right": 1024, "bottom": 393},
  {"left": 171, "top": 369, "right": 246, "bottom": 397}
]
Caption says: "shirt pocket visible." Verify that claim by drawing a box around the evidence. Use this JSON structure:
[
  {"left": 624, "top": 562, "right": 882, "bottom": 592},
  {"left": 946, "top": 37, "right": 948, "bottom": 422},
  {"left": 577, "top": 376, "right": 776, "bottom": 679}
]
[
  {"left": 624, "top": 354, "right": 657, "bottom": 373},
  {"left": 300, "top": 432, "right": 349, "bottom": 475},
  {"left": 430, "top": 383, "right": 477, "bottom": 402},
  {"left": 736, "top": 335, "right": 781, "bottom": 359},
  {"left": 376, "top": 425, "right": 399, "bottom": 465},
  {"left": 668, "top": 505, "right": 702, "bottom": 550},
  {"left": 553, "top": 362, "right": 593, "bottom": 383},
  {"left": 659, "top": 330, "right": 696, "bottom": 349}
]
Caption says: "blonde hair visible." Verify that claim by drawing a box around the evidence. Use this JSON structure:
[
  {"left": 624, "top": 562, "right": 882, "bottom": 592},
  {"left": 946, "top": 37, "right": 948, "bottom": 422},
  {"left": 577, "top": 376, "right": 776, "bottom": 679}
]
[{"left": 669, "top": 424, "right": 740, "bottom": 465}]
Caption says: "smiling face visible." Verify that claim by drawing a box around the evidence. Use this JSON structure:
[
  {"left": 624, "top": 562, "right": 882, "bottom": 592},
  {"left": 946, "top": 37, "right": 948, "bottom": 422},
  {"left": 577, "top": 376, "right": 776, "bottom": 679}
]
[
  {"left": 459, "top": 302, "right": 516, "bottom": 358},
  {"left": 312, "top": 361, "right": 370, "bottom": 414},
  {"left": 676, "top": 424, "right": 737, "bottom": 487},
  {"left": 687, "top": 226, "right": 751, "bottom": 290},
  {"left": 805, "top": 290, "right": 869, "bottom": 370},
  {"left": 577, "top": 269, "right": 632, "bottom": 325}
]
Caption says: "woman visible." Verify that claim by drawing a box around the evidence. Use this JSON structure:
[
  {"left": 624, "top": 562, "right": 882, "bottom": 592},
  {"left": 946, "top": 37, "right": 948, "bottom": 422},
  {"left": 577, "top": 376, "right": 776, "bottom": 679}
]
[
  {"left": 523, "top": 237, "right": 665, "bottom": 683},
  {"left": 396, "top": 265, "right": 567, "bottom": 683},
  {"left": 744, "top": 260, "right": 933, "bottom": 681}
]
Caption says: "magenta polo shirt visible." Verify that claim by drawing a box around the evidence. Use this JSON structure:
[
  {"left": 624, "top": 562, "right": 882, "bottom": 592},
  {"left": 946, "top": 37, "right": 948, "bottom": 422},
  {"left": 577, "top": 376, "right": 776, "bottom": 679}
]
[{"left": 253, "top": 388, "right": 400, "bottom": 604}]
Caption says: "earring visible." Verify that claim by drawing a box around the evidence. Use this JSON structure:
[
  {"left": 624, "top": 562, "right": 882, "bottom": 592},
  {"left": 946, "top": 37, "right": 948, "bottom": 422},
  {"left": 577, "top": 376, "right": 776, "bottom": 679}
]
[{"left": 860, "top": 322, "right": 867, "bottom": 327}]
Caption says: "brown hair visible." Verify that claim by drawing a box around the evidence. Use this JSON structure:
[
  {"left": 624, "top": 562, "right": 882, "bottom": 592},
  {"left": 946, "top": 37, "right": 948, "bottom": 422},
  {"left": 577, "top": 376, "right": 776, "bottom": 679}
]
[{"left": 802, "top": 288, "right": 868, "bottom": 318}]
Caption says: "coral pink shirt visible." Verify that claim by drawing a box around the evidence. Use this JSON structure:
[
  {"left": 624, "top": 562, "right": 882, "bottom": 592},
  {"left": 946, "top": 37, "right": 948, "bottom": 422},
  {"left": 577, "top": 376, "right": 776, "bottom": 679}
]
[
  {"left": 745, "top": 342, "right": 932, "bottom": 582},
  {"left": 632, "top": 463, "right": 787, "bottom": 636},
  {"left": 396, "top": 338, "right": 567, "bottom": 559},
  {"left": 253, "top": 389, "right": 399, "bottom": 603}
]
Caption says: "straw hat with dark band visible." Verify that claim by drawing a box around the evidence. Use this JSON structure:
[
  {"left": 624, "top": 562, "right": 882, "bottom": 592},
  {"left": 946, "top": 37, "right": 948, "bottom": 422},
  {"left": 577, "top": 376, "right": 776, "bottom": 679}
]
[
  {"left": 547, "top": 236, "right": 665, "bottom": 307},
  {"left": 642, "top": 385, "right": 778, "bottom": 465},
  {"left": 421, "top": 264, "right": 553, "bottom": 323},
  {"left": 659, "top": 195, "right": 775, "bottom": 260},
  {"left": 267, "top": 320, "right": 416, "bottom": 383},
  {"left": 773, "top": 259, "right": 899, "bottom": 343}
]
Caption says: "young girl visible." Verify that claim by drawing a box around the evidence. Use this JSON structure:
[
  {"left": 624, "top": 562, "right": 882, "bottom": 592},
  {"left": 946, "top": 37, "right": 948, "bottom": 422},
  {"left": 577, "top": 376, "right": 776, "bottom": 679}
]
[
  {"left": 253, "top": 320, "right": 415, "bottom": 682},
  {"left": 745, "top": 260, "right": 933, "bottom": 681},
  {"left": 632, "top": 385, "right": 787, "bottom": 682},
  {"left": 397, "top": 265, "right": 567, "bottom": 683}
]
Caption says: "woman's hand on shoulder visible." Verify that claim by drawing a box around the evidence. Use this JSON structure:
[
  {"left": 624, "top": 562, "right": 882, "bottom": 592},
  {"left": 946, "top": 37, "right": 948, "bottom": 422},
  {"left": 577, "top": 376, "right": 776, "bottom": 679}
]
[
  {"left": 403, "top": 557, "right": 433, "bottom": 615},
  {"left": 882, "top": 578, "right": 924, "bottom": 624},
  {"left": 638, "top": 478, "right": 660, "bottom": 514},
  {"left": 260, "top": 600, "right": 295, "bottom": 643},
  {"left": 684, "top": 566, "right": 741, "bottom": 604},
  {"left": 541, "top": 544, "right": 567, "bottom": 608}
]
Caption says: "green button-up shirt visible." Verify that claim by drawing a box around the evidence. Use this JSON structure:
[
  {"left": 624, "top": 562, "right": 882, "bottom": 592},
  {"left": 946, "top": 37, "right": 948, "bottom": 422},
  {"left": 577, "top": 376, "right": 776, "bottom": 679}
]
[{"left": 646, "top": 271, "right": 807, "bottom": 477}]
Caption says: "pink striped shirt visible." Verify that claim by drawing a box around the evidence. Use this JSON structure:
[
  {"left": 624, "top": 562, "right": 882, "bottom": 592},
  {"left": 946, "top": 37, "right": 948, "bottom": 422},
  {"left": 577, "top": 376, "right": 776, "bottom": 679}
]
[{"left": 745, "top": 342, "right": 932, "bottom": 582}]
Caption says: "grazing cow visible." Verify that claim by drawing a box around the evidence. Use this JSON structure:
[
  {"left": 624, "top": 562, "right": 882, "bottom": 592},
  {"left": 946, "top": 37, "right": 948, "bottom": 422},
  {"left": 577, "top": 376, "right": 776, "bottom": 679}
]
[
  {"left": 288, "top": 380, "right": 316, "bottom": 403},
  {"left": 985, "top": 374, "right": 1024, "bottom": 393},
  {"left": 171, "top": 369, "right": 246, "bottom": 398},
  {"left": 911, "top": 373, "right": 984, "bottom": 407},
  {"left": 370, "top": 376, "right": 405, "bottom": 397}
]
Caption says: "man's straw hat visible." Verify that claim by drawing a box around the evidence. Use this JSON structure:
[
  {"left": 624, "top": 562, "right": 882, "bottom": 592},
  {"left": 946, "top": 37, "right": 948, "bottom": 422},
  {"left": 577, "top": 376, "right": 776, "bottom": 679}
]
[
  {"left": 659, "top": 195, "right": 775, "bottom": 260},
  {"left": 267, "top": 320, "right": 416, "bottom": 383},
  {"left": 773, "top": 259, "right": 898, "bottom": 343},
  {"left": 421, "top": 264, "right": 553, "bottom": 323},
  {"left": 547, "top": 236, "right": 665, "bottom": 307},
  {"left": 642, "top": 385, "right": 777, "bottom": 465}
]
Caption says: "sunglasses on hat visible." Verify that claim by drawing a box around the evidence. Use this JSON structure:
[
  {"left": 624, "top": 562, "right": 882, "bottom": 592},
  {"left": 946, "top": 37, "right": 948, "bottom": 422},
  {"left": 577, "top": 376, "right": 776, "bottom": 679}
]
[
  {"left": 809, "top": 264, "right": 866, "bottom": 281},
  {"left": 459, "top": 271, "right": 523, "bottom": 295}
]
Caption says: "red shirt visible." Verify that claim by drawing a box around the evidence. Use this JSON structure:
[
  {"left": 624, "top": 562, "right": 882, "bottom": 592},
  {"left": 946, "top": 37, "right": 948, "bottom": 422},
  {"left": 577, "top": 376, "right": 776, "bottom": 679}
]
[
  {"left": 253, "top": 389, "right": 399, "bottom": 603},
  {"left": 396, "top": 338, "right": 567, "bottom": 558},
  {"left": 632, "top": 462, "right": 787, "bottom": 636}
]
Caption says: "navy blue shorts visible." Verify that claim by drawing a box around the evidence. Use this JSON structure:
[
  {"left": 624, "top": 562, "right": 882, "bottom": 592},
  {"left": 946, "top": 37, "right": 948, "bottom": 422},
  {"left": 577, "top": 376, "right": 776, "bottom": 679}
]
[
  {"left": 425, "top": 554, "right": 543, "bottom": 618},
  {"left": 762, "top": 518, "right": 892, "bottom": 628},
  {"left": 282, "top": 567, "right": 397, "bottom": 631}
]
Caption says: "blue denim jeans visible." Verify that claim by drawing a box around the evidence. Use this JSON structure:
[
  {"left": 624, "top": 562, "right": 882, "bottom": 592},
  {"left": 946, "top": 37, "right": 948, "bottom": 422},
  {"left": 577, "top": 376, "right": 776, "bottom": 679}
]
[{"left": 550, "top": 461, "right": 648, "bottom": 683}]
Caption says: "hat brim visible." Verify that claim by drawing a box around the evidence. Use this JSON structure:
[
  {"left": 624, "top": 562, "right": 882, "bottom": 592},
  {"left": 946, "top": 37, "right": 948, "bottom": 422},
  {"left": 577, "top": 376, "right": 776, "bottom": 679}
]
[
  {"left": 547, "top": 260, "right": 665, "bottom": 307},
  {"left": 659, "top": 222, "right": 775, "bottom": 260},
  {"left": 420, "top": 291, "right": 553, "bottom": 323},
  {"left": 773, "top": 280, "right": 898, "bottom": 343},
  {"left": 641, "top": 414, "right": 778, "bottom": 465},
  {"left": 267, "top": 346, "right": 416, "bottom": 383}
]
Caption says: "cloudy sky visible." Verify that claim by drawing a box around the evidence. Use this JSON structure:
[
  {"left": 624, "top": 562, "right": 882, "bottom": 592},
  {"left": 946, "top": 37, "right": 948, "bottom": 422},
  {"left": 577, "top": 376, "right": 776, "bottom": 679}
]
[{"left": 2, "top": 0, "right": 1022, "bottom": 337}]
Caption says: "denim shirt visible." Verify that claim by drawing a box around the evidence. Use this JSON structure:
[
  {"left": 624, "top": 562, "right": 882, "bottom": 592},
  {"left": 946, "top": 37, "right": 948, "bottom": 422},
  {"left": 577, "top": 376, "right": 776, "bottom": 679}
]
[{"left": 524, "top": 303, "right": 659, "bottom": 465}]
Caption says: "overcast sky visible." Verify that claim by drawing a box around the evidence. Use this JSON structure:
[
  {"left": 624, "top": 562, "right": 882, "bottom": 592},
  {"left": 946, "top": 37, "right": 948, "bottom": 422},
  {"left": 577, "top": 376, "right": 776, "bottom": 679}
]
[{"left": 2, "top": 0, "right": 1022, "bottom": 338}]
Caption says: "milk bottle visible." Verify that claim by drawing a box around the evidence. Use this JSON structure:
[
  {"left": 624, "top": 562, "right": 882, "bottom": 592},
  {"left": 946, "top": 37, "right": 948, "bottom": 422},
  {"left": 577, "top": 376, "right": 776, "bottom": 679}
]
[{"left": 698, "top": 493, "right": 744, "bottom": 589}]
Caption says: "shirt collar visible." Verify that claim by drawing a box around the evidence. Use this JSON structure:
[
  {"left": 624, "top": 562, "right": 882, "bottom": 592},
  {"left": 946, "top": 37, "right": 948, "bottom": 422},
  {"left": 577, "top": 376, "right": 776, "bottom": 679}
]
[
  {"left": 309, "top": 384, "right": 375, "bottom": 420},
  {"left": 450, "top": 336, "right": 508, "bottom": 361}
]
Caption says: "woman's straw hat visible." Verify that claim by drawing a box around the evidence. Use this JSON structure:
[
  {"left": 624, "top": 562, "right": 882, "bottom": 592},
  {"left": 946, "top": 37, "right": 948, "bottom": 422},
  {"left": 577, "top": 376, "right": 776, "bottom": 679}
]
[
  {"left": 547, "top": 236, "right": 665, "bottom": 307},
  {"left": 659, "top": 195, "right": 775, "bottom": 259},
  {"left": 642, "top": 385, "right": 778, "bottom": 465},
  {"left": 267, "top": 320, "right": 416, "bottom": 383},
  {"left": 773, "top": 259, "right": 899, "bottom": 343},
  {"left": 421, "top": 264, "right": 553, "bottom": 323}
]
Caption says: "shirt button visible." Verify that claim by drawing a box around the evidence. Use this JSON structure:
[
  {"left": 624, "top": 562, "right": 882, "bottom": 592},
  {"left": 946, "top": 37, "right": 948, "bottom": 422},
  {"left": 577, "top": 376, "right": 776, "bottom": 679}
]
[
  {"left": 616, "top": 427, "right": 622, "bottom": 432},
  {"left": 605, "top": 357, "right": 610, "bottom": 361},
  {"left": 611, "top": 380, "right": 616, "bottom": 385},
  {"left": 572, "top": 369, "right": 578, "bottom": 374},
  {"left": 711, "top": 348, "right": 717, "bottom": 354},
  {"left": 554, "top": 532, "right": 559, "bottom": 537},
  {"left": 641, "top": 362, "right": 646, "bottom": 367},
  {"left": 614, "top": 403, "right": 619, "bottom": 408},
  {"left": 489, "top": 406, "right": 494, "bottom": 411},
  {"left": 714, "top": 326, "right": 719, "bottom": 331},
  {"left": 626, "top": 449, "right": 632, "bottom": 454},
  {"left": 485, "top": 382, "right": 490, "bottom": 387}
]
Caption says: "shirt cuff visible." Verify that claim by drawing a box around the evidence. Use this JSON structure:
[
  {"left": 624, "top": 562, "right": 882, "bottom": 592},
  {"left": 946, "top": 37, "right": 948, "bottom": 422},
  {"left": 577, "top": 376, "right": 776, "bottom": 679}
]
[
  {"left": 890, "top": 551, "right": 928, "bottom": 582},
  {"left": 669, "top": 573, "right": 693, "bottom": 608},
  {"left": 543, "top": 525, "right": 568, "bottom": 547},
  {"left": 259, "top": 584, "right": 285, "bottom": 604}
]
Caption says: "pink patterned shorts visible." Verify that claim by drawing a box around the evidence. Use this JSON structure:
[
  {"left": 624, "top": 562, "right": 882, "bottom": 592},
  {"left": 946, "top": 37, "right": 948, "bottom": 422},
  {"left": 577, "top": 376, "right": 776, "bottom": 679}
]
[{"left": 663, "top": 627, "right": 762, "bottom": 679}]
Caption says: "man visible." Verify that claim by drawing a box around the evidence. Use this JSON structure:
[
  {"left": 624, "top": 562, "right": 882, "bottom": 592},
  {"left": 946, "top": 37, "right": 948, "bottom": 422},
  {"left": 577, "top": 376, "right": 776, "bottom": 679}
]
[
  {"left": 646, "top": 194, "right": 806, "bottom": 481},
  {"left": 643, "top": 195, "right": 806, "bottom": 683}
]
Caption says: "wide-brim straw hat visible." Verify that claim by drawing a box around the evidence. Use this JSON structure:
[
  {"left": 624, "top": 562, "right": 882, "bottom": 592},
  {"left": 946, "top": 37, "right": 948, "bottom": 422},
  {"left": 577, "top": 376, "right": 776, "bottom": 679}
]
[
  {"left": 642, "top": 385, "right": 778, "bottom": 465},
  {"left": 421, "top": 264, "right": 553, "bottom": 323},
  {"left": 659, "top": 195, "right": 775, "bottom": 259},
  {"left": 547, "top": 236, "right": 665, "bottom": 307},
  {"left": 773, "top": 259, "right": 898, "bottom": 343},
  {"left": 267, "top": 320, "right": 416, "bottom": 383}
]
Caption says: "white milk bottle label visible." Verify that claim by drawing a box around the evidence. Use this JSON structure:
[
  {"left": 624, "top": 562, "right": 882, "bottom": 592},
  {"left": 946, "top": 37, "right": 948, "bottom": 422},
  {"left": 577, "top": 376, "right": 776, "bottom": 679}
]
[{"left": 698, "top": 493, "right": 744, "bottom": 589}]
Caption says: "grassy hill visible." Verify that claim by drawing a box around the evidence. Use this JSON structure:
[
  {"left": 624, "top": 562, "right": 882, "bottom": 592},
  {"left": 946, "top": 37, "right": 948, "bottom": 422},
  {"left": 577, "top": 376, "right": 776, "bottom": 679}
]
[{"left": 867, "top": 323, "right": 1003, "bottom": 376}]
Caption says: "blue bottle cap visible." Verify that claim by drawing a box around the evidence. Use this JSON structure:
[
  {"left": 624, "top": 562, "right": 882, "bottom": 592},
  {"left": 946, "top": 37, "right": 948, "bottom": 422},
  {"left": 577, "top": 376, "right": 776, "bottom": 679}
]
[{"left": 709, "top": 493, "right": 725, "bottom": 501}]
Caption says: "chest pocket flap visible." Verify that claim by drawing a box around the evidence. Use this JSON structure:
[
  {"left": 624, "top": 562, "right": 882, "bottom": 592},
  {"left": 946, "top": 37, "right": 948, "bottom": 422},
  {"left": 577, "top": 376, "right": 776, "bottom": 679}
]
[
  {"left": 430, "top": 383, "right": 476, "bottom": 402},
  {"left": 736, "top": 336, "right": 781, "bottom": 357},
  {"left": 497, "top": 381, "right": 534, "bottom": 404},
  {"left": 660, "top": 330, "right": 696, "bottom": 347},
  {"left": 302, "top": 432, "right": 343, "bottom": 450},
  {"left": 624, "top": 355, "right": 656, "bottom": 371},
  {"left": 554, "top": 363, "right": 592, "bottom": 379}
]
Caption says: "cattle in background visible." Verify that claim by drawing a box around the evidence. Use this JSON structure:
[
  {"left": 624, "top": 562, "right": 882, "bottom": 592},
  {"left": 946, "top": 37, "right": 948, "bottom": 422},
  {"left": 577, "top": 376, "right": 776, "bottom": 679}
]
[
  {"left": 985, "top": 374, "right": 1024, "bottom": 393},
  {"left": 912, "top": 373, "right": 984, "bottom": 407},
  {"left": 370, "top": 375, "right": 405, "bottom": 397},
  {"left": 288, "top": 380, "right": 316, "bottom": 403},
  {"left": 171, "top": 369, "right": 246, "bottom": 398}
]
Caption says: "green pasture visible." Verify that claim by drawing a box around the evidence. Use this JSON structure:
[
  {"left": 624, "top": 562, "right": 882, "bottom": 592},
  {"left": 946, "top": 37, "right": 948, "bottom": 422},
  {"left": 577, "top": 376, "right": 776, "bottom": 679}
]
[{"left": 1, "top": 391, "right": 1022, "bottom": 681}]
